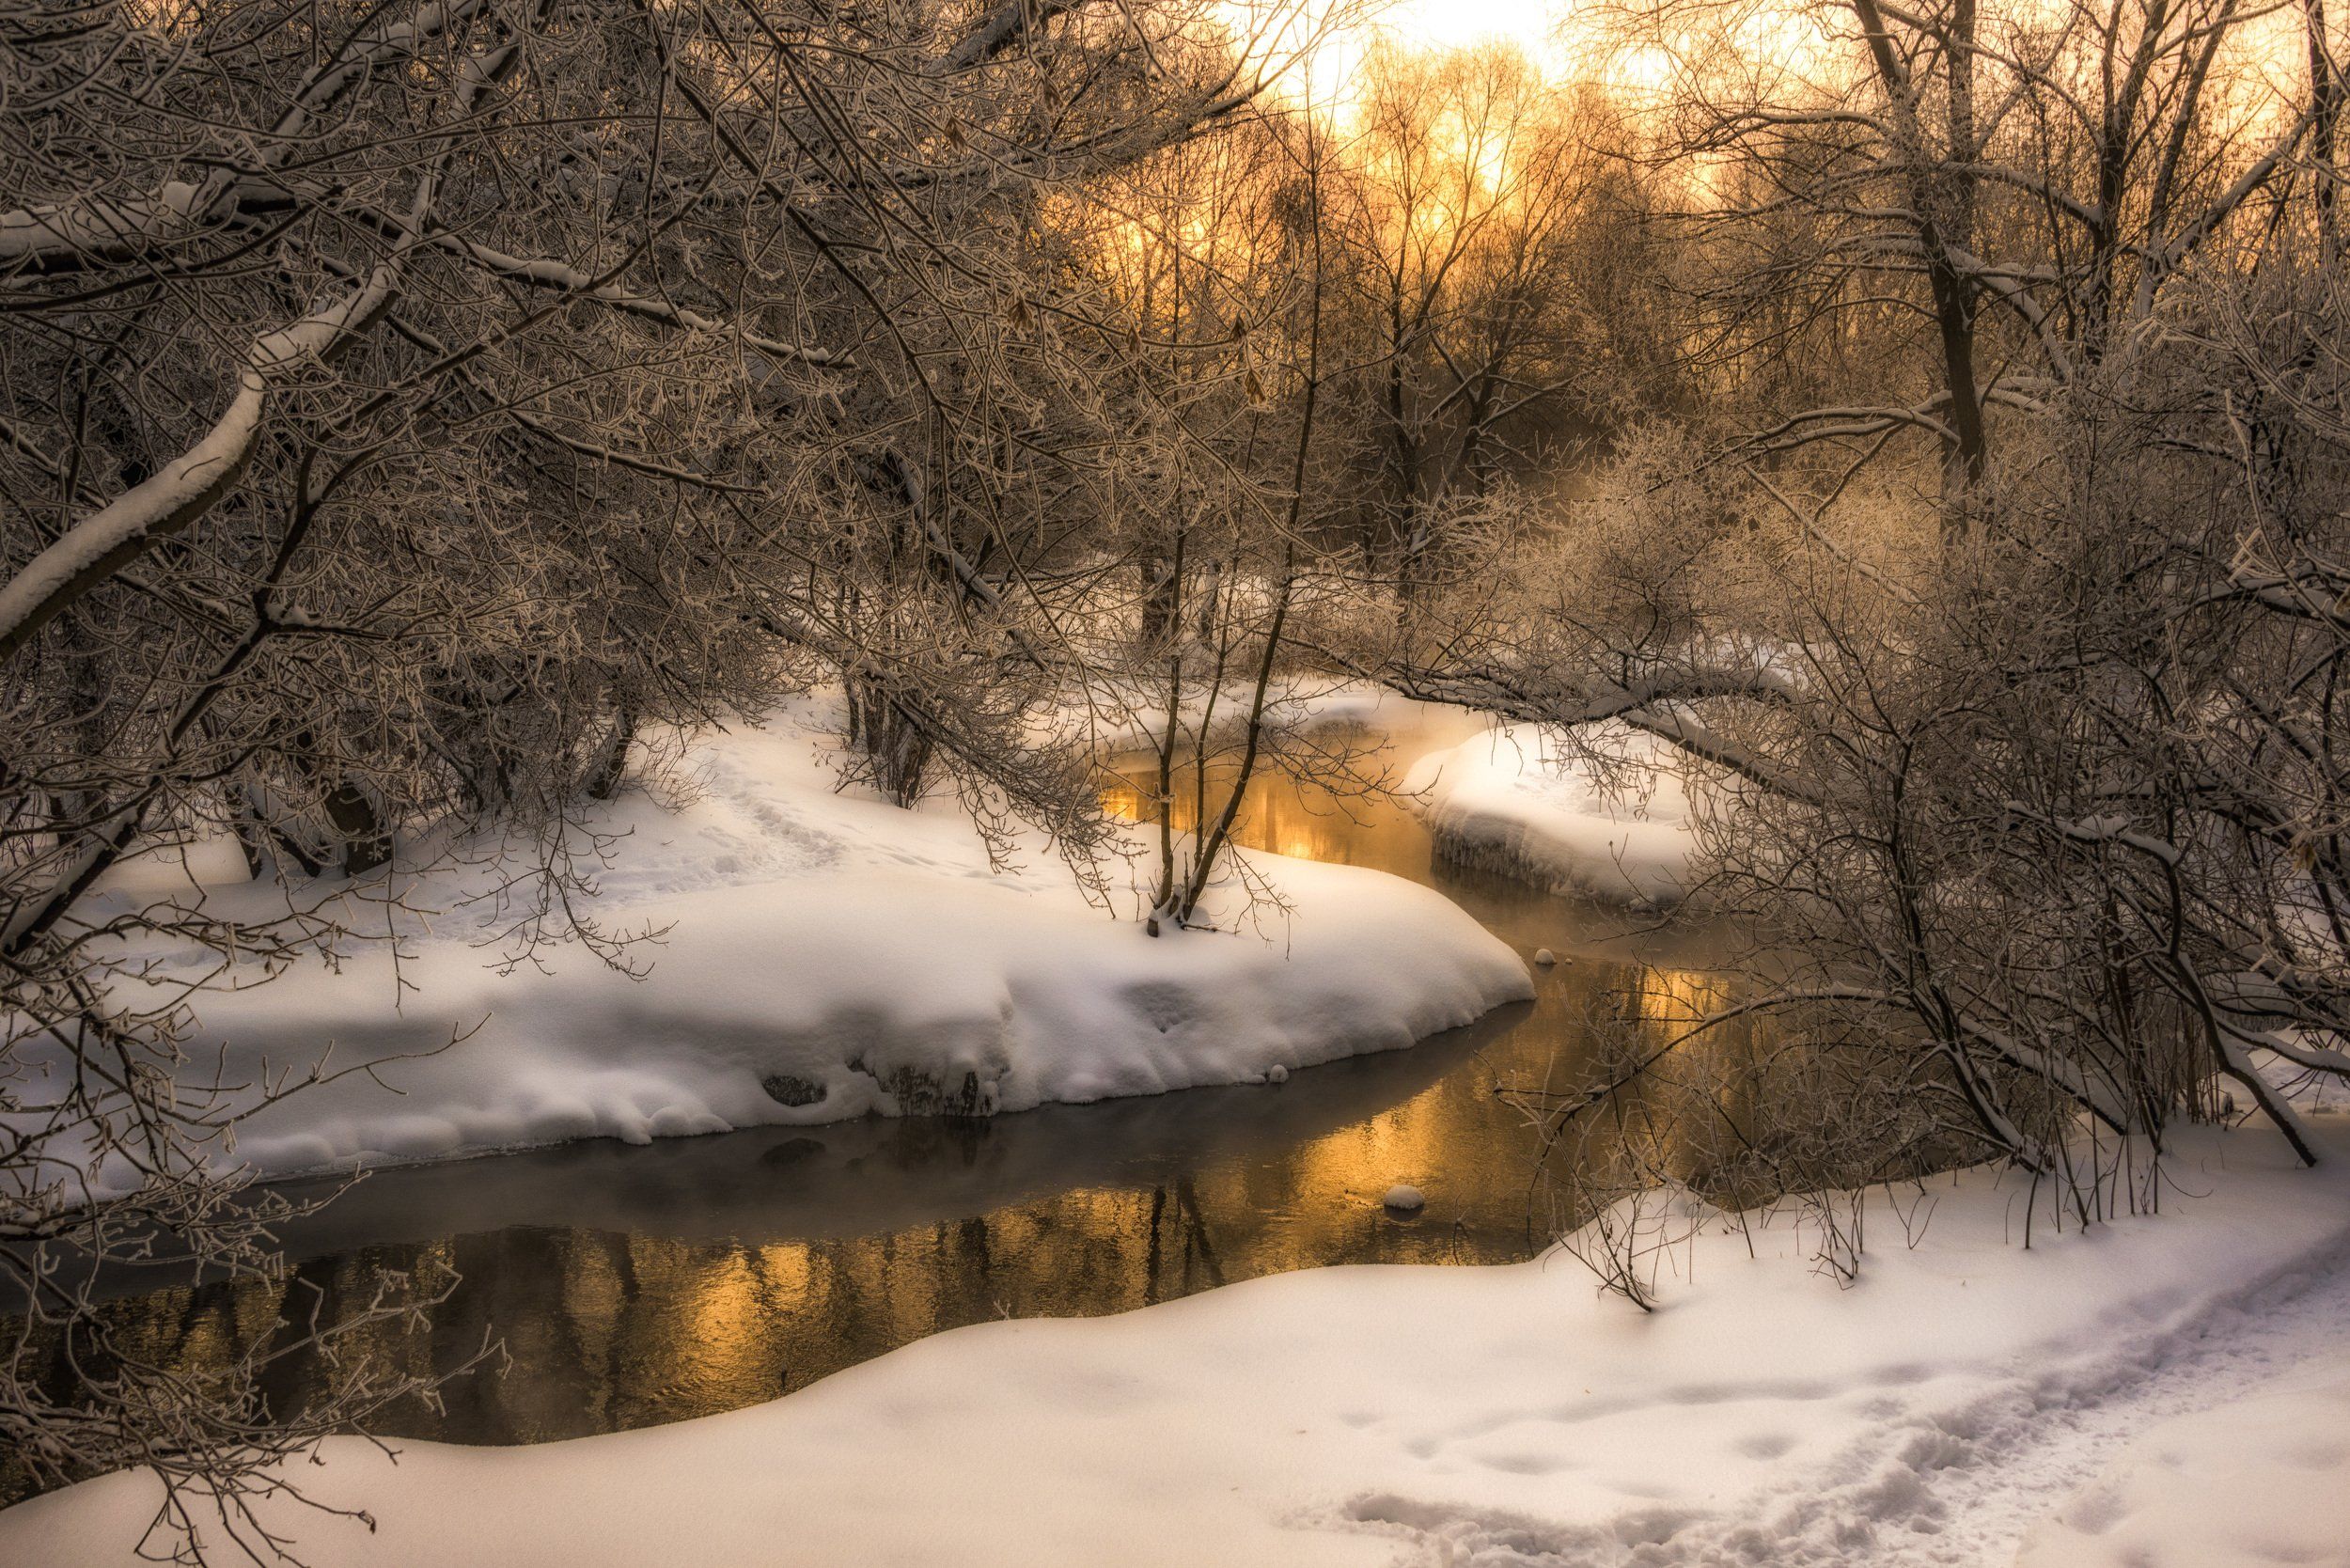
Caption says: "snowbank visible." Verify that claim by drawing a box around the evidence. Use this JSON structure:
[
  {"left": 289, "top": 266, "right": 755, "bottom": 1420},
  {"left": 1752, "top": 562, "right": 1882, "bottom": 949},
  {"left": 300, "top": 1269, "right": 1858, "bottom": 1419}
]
[
  {"left": 11, "top": 1117, "right": 2348, "bottom": 1567},
  {"left": 21, "top": 699, "right": 1530, "bottom": 1184},
  {"left": 1402, "top": 722, "right": 1698, "bottom": 905}
]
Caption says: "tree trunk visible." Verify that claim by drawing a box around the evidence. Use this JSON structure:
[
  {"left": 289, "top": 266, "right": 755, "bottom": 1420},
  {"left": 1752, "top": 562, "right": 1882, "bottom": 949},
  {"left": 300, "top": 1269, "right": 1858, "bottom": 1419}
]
[{"left": 585, "top": 702, "right": 635, "bottom": 801}]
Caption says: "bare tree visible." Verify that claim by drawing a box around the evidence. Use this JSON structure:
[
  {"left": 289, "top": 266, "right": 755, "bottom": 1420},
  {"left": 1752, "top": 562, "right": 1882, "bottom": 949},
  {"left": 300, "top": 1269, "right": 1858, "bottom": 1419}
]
[
  {"left": 1369, "top": 226, "right": 2350, "bottom": 1289},
  {"left": 1622, "top": 0, "right": 2321, "bottom": 527},
  {"left": 0, "top": 0, "right": 1293, "bottom": 1551},
  {"left": 1317, "top": 45, "right": 1634, "bottom": 601}
]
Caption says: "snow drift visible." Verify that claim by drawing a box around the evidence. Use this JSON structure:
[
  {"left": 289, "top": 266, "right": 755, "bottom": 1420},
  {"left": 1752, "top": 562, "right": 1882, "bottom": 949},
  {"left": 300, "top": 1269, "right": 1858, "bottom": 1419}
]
[
  {"left": 1402, "top": 721, "right": 1698, "bottom": 906},
  {"left": 19, "top": 699, "right": 1530, "bottom": 1184}
]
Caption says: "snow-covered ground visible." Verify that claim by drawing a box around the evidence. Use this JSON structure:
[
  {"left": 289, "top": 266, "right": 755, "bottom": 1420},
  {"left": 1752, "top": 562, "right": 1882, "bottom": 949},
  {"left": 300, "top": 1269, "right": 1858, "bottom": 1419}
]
[
  {"left": 10, "top": 1116, "right": 2347, "bottom": 1567},
  {"left": 1402, "top": 722, "right": 1698, "bottom": 906},
  {"left": 22, "top": 698, "right": 1529, "bottom": 1185},
  {"left": 2015, "top": 1350, "right": 2350, "bottom": 1568}
]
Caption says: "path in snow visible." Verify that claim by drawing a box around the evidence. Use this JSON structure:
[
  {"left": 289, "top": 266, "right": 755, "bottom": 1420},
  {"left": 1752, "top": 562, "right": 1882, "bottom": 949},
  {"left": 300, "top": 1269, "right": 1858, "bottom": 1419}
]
[
  {"left": 1870, "top": 1219, "right": 2350, "bottom": 1568},
  {"left": 1389, "top": 1161, "right": 2350, "bottom": 1568}
]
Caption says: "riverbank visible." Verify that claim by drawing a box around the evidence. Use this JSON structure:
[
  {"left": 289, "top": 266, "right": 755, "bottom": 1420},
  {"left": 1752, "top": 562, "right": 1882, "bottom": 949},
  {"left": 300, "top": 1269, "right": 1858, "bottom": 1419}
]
[
  {"left": 26, "top": 697, "right": 1528, "bottom": 1186},
  {"left": 10, "top": 1113, "right": 2344, "bottom": 1567},
  {"left": 1402, "top": 721, "right": 1697, "bottom": 906}
]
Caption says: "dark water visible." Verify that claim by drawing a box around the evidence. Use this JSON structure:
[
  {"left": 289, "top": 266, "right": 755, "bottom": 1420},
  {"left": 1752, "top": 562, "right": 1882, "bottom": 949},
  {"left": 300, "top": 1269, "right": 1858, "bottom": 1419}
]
[{"left": 6, "top": 720, "right": 1747, "bottom": 1463}]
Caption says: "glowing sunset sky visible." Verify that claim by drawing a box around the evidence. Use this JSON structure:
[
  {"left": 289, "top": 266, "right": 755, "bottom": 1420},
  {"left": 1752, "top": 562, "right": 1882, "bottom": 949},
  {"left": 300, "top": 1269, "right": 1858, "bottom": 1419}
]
[{"left": 1230, "top": 0, "right": 1577, "bottom": 109}]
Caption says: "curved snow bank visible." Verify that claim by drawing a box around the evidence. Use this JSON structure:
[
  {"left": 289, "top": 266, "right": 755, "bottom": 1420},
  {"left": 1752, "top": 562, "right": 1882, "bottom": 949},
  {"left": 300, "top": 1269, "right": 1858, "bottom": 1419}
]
[
  {"left": 2016, "top": 1354, "right": 2350, "bottom": 1568},
  {"left": 1402, "top": 722, "right": 1697, "bottom": 905},
  {"left": 22, "top": 703, "right": 1529, "bottom": 1184},
  {"left": 12, "top": 1118, "right": 2349, "bottom": 1568}
]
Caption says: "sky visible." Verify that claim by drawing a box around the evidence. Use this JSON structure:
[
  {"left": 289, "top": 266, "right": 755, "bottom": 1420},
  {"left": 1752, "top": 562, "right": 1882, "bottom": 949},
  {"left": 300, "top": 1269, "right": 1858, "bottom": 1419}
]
[
  {"left": 1230, "top": 0, "right": 1578, "bottom": 110},
  {"left": 1353, "top": 0, "right": 1565, "bottom": 56}
]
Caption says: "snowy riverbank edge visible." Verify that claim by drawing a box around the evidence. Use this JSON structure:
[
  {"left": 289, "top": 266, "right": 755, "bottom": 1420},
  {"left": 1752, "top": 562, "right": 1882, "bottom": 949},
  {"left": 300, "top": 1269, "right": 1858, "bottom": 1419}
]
[
  {"left": 8, "top": 1115, "right": 2347, "bottom": 1567},
  {"left": 1402, "top": 722, "right": 1699, "bottom": 907},
  {"left": 19, "top": 698, "right": 1530, "bottom": 1184},
  {"left": 1052, "top": 678, "right": 1704, "bottom": 910}
]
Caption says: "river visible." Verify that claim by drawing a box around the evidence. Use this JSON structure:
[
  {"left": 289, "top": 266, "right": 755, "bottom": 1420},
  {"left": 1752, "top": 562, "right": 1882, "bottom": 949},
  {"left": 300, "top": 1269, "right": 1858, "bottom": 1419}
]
[{"left": 5, "top": 715, "right": 1746, "bottom": 1474}]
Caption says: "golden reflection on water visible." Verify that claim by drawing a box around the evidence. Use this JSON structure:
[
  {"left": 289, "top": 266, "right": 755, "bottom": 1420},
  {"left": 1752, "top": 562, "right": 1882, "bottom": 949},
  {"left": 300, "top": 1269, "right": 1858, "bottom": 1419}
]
[
  {"left": 1097, "top": 747, "right": 1435, "bottom": 881},
  {"left": 19, "top": 1105, "right": 1488, "bottom": 1454},
  {"left": 8, "top": 732, "right": 1752, "bottom": 1479}
]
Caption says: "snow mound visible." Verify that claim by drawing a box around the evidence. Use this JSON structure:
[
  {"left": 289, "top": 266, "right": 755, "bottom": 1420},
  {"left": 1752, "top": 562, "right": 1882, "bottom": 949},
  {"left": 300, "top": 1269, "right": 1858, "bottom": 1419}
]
[
  {"left": 1402, "top": 722, "right": 1696, "bottom": 905},
  {"left": 2015, "top": 1355, "right": 2350, "bottom": 1568},
  {"left": 21, "top": 699, "right": 1530, "bottom": 1185}
]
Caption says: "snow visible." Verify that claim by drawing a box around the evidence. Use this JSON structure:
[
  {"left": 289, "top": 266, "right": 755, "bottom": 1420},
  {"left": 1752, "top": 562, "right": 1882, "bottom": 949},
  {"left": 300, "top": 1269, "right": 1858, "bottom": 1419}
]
[
  {"left": 18, "top": 698, "right": 1530, "bottom": 1186},
  {"left": 1402, "top": 722, "right": 1698, "bottom": 906},
  {"left": 0, "top": 369, "right": 262, "bottom": 659},
  {"left": 1382, "top": 1183, "right": 1426, "bottom": 1212},
  {"left": 2015, "top": 1355, "right": 2350, "bottom": 1568},
  {"left": 10, "top": 1115, "right": 2348, "bottom": 1568}
]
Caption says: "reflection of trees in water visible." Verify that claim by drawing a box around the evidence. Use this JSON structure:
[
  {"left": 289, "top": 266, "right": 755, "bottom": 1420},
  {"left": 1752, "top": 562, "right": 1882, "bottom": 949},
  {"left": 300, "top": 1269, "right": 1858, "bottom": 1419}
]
[
  {"left": 1144, "top": 1181, "right": 1228, "bottom": 1304},
  {"left": 1097, "top": 740, "right": 1434, "bottom": 883},
  {"left": 6, "top": 1090, "right": 1527, "bottom": 1482},
  {"left": 1512, "top": 962, "right": 1769, "bottom": 1211}
]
